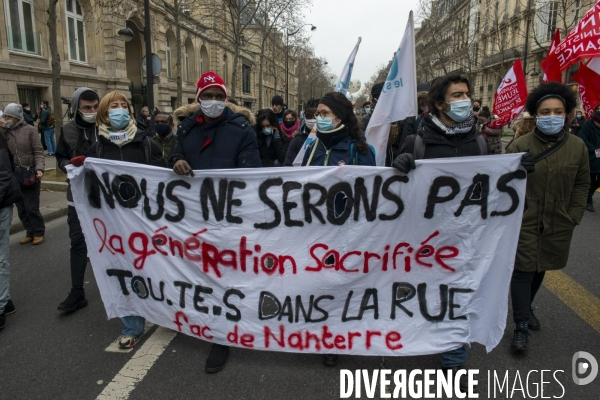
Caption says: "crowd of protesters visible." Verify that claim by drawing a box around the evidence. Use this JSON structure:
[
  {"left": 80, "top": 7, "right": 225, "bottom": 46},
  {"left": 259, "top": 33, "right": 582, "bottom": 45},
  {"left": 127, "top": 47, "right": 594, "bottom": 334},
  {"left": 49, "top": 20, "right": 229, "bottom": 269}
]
[{"left": 0, "top": 68, "right": 594, "bottom": 389}]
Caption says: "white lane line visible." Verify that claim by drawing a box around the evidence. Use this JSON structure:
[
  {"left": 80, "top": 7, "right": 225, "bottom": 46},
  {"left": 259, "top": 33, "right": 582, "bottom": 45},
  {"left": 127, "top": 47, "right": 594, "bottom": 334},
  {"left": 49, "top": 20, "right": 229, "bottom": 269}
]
[
  {"left": 97, "top": 326, "right": 177, "bottom": 400},
  {"left": 105, "top": 322, "right": 156, "bottom": 353}
]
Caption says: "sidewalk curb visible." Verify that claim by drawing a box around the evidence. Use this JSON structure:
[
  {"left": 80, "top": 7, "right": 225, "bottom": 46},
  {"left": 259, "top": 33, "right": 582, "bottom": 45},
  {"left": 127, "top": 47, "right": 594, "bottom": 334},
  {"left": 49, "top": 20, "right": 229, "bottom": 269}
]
[
  {"left": 41, "top": 181, "right": 69, "bottom": 192},
  {"left": 9, "top": 206, "right": 69, "bottom": 235}
]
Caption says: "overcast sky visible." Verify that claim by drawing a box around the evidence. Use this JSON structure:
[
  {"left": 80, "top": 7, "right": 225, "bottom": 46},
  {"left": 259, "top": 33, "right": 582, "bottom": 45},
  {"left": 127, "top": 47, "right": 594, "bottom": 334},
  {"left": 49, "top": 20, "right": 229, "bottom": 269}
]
[{"left": 303, "top": 0, "right": 420, "bottom": 93}]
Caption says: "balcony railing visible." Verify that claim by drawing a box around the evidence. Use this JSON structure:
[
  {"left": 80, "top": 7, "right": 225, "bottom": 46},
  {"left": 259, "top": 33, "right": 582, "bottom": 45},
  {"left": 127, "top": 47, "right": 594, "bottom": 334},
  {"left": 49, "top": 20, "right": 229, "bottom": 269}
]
[
  {"left": 7, "top": 27, "right": 42, "bottom": 56},
  {"left": 481, "top": 47, "right": 522, "bottom": 67}
]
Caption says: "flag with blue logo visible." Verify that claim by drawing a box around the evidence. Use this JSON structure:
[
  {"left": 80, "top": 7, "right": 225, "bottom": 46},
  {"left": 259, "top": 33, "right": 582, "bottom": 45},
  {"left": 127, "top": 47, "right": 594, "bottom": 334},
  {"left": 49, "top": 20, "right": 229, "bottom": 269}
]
[
  {"left": 292, "top": 37, "right": 363, "bottom": 166},
  {"left": 366, "top": 12, "right": 417, "bottom": 166}
]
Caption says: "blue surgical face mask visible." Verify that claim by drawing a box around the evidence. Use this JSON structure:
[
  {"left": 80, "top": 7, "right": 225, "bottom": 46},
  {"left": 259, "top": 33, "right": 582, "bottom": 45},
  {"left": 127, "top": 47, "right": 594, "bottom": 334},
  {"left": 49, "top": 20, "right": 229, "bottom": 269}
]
[
  {"left": 262, "top": 127, "right": 273, "bottom": 135},
  {"left": 364, "top": 108, "right": 371, "bottom": 115},
  {"left": 108, "top": 108, "right": 131, "bottom": 129},
  {"left": 444, "top": 99, "right": 472, "bottom": 123},
  {"left": 536, "top": 115, "right": 565, "bottom": 135},
  {"left": 316, "top": 116, "right": 335, "bottom": 132}
]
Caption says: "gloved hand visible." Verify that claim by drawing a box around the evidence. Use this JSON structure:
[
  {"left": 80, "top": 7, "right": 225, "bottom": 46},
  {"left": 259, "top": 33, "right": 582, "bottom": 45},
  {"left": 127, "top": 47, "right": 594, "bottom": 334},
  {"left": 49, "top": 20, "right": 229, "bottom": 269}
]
[
  {"left": 520, "top": 149, "right": 535, "bottom": 173},
  {"left": 70, "top": 156, "right": 86, "bottom": 167},
  {"left": 392, "top": 153, "right": 416, "bottom": 174}
]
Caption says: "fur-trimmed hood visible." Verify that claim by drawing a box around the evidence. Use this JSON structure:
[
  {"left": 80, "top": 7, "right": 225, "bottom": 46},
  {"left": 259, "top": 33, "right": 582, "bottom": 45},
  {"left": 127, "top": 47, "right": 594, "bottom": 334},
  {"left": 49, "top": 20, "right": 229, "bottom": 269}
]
[{"left": 173, "top": 102, "right": 255, "bottom": 125}]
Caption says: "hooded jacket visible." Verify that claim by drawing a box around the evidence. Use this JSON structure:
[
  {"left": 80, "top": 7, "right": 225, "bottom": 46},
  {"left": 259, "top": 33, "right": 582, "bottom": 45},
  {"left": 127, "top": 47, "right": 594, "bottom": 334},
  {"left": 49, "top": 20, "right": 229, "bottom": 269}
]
[
  {"left": 55, "top": 87, "right": 100, "bottom": 204},
  {"left": 400, "top": 114, "right": 486, "bottom": 159},
  {"left": 506, "top": 130, "right": 589, "bottom": 272},
  {"left": 0, "top": 133, "right": 22, "bottom": 209},
  {"left": 0, "top": 120, "right": 45, "bottom": 171},
  {"left": 172, "top": 102, "right": 261, "bottom": 170}
]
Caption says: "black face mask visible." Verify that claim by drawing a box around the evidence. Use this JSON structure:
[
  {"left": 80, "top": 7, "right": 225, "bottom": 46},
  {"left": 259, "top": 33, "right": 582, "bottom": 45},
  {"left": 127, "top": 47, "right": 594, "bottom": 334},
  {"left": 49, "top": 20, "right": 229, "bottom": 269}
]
[
  {"left": 154, "top": 124, "right": 171, "bottom": 136},
  {"left": 473, "top": 107, "right": 480, "bottom": 112},
  {"left": 283, "top": 120, "right": 295, "bottom": 128}
]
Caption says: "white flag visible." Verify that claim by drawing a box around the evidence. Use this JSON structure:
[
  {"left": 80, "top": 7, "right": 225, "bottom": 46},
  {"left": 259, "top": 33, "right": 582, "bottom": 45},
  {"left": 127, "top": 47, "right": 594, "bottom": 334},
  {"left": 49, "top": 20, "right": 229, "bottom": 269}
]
[
  {"left": 366, "top": 12, "right": 417, "bottom": 166},
  {"left": 292, "top": 37, "right": 363, "bottom": 166}
]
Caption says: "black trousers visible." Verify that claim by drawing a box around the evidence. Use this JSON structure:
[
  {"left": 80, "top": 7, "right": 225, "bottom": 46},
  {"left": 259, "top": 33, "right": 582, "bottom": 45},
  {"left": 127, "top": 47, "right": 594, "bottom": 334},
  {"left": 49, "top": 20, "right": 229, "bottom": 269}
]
[
  {"left": 588, "top": 173, "right": 600, "bottom": 204},
  {"left": 67, "top": 206, "right": 88, "bottom": 290},
  {"left": 15, "top": 182, "right": 45, "bottom": 237},
  {"left": 511, "top": 270, "right": 546, "bottom": 324}
]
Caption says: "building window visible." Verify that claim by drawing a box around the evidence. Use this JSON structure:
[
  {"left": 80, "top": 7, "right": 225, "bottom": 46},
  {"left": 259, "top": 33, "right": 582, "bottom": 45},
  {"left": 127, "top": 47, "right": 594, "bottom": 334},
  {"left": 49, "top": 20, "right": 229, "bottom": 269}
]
[
  {"left": 200, "top": 45, "right": 209, "bottom": 75},
  {"left": 535, "top": 1, "right": 559, "bottom": 42},
  {"left": 166, "top": 37, "right": 172, "bottom": 78},
  {"left": 242, "top": 64, "right": 251, "bottom": 94},
  {"left": 5, "top": 0, "right": 39, "bottom": 55},
  {"left": 222, "top": 54, "right": 228, "bottom": 84},
  {"left": 65, "top": 0, "right": 86, "bottom": 62}
]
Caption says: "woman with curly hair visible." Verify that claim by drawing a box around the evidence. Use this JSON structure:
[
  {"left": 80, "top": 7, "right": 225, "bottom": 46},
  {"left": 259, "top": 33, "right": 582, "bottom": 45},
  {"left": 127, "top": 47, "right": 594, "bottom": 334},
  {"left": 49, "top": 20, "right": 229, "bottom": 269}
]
[
  {"left": 506, "top": 82, "right": 589, "bottom": 353},
  {"left": 302, "top": 92, "right": 375, "bottom": 167},
  {"left": 254, "top": 108, "right": 289, "bottom": 167}
]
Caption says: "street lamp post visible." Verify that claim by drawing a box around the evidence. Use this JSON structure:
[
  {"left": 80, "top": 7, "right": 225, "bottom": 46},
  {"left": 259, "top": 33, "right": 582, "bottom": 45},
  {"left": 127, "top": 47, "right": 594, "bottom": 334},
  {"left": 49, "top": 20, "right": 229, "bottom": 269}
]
[
  {"left": 118, "top": 0, "right": 154, "bottom": 112},
  {"left": 286, "top": 24, "right": 316, "bottom": 107}
]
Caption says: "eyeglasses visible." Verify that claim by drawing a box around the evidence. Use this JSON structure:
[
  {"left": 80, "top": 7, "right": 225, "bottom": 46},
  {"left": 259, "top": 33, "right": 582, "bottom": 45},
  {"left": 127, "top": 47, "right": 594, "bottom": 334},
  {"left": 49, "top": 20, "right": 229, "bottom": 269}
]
[{"left": 315, "top": 110, "right": 334, "bottom": 118}]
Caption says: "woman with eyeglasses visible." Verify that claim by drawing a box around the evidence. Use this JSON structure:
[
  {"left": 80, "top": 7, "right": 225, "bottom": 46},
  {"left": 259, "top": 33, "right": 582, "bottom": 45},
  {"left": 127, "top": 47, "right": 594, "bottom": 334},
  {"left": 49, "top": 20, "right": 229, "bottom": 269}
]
[
  {"left": 255, "top": 108, "right": 289, "bottom": 167},
  {"left": 302, "top": 92, "right": 375, "bottom": 167}
]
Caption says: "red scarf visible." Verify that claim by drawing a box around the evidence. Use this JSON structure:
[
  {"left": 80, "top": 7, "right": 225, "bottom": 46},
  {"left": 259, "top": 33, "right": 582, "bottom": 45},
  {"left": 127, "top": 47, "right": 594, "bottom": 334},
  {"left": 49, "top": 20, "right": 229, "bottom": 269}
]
[{"left": 280, "top": 120, "right": 299, "bottom": 139}]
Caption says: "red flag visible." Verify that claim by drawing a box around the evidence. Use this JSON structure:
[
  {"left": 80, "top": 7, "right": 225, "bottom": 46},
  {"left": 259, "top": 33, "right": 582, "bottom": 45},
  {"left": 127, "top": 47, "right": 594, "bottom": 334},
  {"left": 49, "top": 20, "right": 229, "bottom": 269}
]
[
  {"left": 573, "top": 59, "right": 600, "bottom": 118},
  {"left": 542, "top": 29, "right": 562, "bottom": 83},
  {"left": 488, "top": 59, "right": 528, "bottom": 129},
  {"left": 544, "top": 0, "right": 600, "bottom": 72}
]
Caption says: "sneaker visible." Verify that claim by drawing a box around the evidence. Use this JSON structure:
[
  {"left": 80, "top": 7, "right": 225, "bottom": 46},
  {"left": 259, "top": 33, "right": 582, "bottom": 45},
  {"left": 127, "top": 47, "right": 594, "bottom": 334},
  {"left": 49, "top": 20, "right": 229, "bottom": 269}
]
[
  {"left": 118, "top": 333, "right": 142, "bottom": 349},
  {"left": 20, "top": 237, "right": 33, "bottom": 245},
  {"left": 528, "top": 308, "right": 540, "bottom": 330},
  {"left": 2, "top": 299, "right": 16, "bottom": 316},
  {"left": 205, "top": 344, "right": 230, "bottom": 373},
  {"left": 0, "top": 314, "right": 5, "bottom": 329},
  {"left": 324, "top": 354, "right": 339, "bottom": 366},
  {"left": 32, "top": 236, "right": 45, "bottom": 245},
  {"left": 510, "top": 322, "right": 530, "bottom": 352},
  {"left": 57, "top": 290, "right": 88, "bottom": 312},
  {"left": 444, "top": 367, "right": 469, "bottom": 391}
]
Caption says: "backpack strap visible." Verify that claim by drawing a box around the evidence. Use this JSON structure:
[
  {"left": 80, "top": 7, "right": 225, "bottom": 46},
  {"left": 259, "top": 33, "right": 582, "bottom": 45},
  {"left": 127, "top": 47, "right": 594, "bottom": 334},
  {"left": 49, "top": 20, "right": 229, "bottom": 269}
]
[
  {"left": 350, "top": 142, "right": 358, "bottom": 165},
  {"left": 476, "top": 135, "right": 488, "bottom": 155},
  {"left": 413, "top": 134, "right": 426, "bottom": 160},
  {"left": 304, "top": 139, "right": 319, "bottom": 166},
  {"left": 170, "top": 134, "right": 177, "bottom": 157},
  {"left": 143, "top": 136, "right": 151, "bottom": 165},
  {"left": 533, "top": 132, "right": 569, "bottom": 163}
]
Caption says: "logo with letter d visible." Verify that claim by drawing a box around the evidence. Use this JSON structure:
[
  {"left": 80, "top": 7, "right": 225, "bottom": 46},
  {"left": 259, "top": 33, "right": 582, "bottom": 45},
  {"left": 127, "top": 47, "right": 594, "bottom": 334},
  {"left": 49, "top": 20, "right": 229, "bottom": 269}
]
[{"left": 572, "top": 351, "right": 598, "bottom": 385}]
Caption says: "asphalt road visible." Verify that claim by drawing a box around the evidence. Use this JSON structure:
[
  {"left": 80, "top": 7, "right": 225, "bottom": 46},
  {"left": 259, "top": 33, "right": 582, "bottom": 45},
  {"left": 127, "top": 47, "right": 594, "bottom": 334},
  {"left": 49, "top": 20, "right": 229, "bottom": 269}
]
[{"left": 1, "top": 199, "right": 600, "bottom": 399}]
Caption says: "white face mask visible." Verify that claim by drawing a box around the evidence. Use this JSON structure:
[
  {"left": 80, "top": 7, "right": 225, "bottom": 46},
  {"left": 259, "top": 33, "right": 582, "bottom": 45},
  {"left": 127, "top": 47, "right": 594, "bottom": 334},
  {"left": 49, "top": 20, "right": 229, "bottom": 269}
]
[
  {"left": 79, "top": 111, "right": 97, "bottom": 124},
  {"left": 201, "top": 100, "right": 226, "bottom": 119},
  {"left": 305, "top": 119, "right": 316, "bottom": 130},
  {"left": 5, "top": 120, "right": 15, "bottom": 129}
]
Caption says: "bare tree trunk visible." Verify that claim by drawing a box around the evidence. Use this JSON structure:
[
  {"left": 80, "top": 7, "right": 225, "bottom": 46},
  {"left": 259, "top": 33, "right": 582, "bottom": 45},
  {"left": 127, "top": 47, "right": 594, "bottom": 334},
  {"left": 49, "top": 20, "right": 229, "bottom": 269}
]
[
  {"left": 231, "top": 47, "right": 240, "bottom": 99},
  {"left": 47, "top": 0, "right": 63, "bottom": 175},
  {"left": 174, "top": 0, "right": 182, "bottom": 108},
  {"left": 258, "top": 42, "right": 266, "bottom": 109}
]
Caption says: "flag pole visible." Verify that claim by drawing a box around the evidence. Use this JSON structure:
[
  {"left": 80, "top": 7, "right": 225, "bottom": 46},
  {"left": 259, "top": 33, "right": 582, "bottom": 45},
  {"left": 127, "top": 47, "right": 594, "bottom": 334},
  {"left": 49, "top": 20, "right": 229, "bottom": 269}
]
[{"left": 410, "top": 11, "right": 418, "bottom": 117}]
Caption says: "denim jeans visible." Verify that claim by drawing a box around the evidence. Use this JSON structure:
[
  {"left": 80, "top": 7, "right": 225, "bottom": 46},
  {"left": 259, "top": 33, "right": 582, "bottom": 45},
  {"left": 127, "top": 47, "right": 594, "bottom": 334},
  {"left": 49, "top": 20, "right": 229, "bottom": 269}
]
[
  {"left": 120, "top": 316, "right": 145, "bottom": 337},
  {"left": 44, "top": 127, "right": 56, "bottom": 155},
  {"left": 440, "top": 345, "right": 468, "bottom": 368},
  {"left": 0, "top": 206, "right": 13, "bottom": 313}
]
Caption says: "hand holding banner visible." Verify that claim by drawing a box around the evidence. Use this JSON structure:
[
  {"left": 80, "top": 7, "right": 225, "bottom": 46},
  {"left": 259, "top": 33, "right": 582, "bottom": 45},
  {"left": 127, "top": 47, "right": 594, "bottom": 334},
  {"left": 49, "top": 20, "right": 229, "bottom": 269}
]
[{"left": 488, "top": 59, "right": 528, "bottom": 129}]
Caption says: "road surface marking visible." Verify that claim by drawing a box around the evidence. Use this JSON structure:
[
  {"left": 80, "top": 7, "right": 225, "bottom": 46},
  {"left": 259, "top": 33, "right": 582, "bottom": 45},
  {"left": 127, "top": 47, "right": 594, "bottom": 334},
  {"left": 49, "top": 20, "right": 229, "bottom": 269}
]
[
  {"left": 105, "top": 321, "right": 155, "bottom": 353},
  {"left": 97, "top": 326, "right": 177, "bottom": 400},
  {"left": 544, "top": 270, "right": 600, "bottom": 334}
]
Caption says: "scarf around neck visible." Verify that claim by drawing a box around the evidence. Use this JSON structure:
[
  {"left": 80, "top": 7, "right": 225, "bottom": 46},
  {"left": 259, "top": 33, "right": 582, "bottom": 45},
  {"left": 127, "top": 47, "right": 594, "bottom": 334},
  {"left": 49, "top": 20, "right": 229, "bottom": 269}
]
[
  {"left": 280, "top": 119, "right": 299, "bottom": 139},
  {"left": 431, "top": 114, "right": 476, "bottom": 135},
  {"left": 98, "top": 120, "right": 138, "bottom": 147}
]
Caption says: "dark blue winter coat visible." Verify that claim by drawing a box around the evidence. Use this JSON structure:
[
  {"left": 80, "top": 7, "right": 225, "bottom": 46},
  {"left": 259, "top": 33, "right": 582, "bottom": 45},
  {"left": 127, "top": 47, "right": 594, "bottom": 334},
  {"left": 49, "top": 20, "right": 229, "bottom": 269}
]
[
  {"left": 302, "top": 127, "right": 376, "bottom": 167},
  {"left": 173, "top": 106, "right": 261, "bottom": 170}
]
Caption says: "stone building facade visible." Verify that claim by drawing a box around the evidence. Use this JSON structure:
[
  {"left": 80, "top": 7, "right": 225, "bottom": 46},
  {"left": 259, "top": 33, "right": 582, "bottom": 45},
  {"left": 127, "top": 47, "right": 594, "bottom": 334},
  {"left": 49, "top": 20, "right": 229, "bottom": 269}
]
[
  {"left": 416, "top": 0, "right": 591, "bottom": 107},
  {"left": 0, "top": 0, "right": 296, "bottom": 119}
]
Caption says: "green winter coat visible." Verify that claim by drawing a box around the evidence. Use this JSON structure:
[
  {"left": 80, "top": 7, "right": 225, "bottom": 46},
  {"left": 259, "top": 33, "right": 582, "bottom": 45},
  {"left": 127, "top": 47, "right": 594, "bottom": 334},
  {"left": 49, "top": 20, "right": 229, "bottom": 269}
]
[
  {"left": 578, "top": 119, "right": 600, "bottom": 173},
  {"left": 506, "top": 130, "right": 589, "bottom": 272}
]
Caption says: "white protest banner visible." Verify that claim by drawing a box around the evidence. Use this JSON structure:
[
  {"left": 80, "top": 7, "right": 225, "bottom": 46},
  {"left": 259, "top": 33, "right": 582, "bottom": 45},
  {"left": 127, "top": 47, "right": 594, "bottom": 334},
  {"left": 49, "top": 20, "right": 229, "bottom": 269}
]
[
  {"left": 366, "top": 11, "right": 417, "bottom": 166},
  {"left": 488, "top": 59, "right": 528, "bottom": 129},
  {"left": 292, "top": 37, "right": 362, "bottom": 166},
  {"left": 69, "top": 155, "right": 526, "bottom": 356}
]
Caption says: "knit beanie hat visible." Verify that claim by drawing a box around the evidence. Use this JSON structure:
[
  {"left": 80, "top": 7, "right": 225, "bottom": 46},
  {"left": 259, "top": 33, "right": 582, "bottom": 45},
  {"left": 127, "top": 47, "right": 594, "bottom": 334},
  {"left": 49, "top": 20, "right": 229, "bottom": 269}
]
[
  {"left": 196, "top": 72, "right": 227, "bottom": 100},
  {"left": 271, "top": 95, "right": 284, "bottom": 106},
  {"left": 4, "top": 103, "right": 23, "bottom": 120},
  {"left": 319, "top": 93, "right": 349, "bottom": 122}
]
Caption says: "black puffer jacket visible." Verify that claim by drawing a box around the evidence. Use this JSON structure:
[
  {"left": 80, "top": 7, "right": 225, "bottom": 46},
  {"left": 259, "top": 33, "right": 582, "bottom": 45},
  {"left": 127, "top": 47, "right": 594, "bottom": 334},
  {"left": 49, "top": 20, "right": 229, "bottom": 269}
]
[
  {"left": 87, "top": 127, "right": 166, "bottom": 168},
  {"left": 172, "top": 105, "right": 261, "bottom": 170},
  {"left": 284, "top": 121, "right": 312, "bottom": 166},
  {"left": 0, "top": 133, "right": 22, "bottom": 209},
  {"left": 401, "top": 114, "right": 486, "bottom": 159}
]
